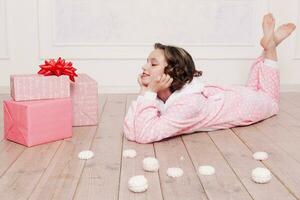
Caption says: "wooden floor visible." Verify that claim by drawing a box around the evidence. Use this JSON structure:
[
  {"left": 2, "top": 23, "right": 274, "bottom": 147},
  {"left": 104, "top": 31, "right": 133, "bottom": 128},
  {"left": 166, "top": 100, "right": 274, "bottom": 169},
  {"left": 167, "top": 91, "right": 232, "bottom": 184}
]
[{"left": 1, "top": 93, "right": 300, "bottom": 200}]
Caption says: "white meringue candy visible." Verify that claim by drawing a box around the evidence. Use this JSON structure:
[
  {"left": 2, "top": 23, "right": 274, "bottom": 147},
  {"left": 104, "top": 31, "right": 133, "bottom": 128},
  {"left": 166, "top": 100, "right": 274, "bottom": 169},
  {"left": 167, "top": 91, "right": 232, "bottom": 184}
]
[
  {"left": 123, "top": 149, "right": 137, "bottom": 158},
  {"left": 143, "top": 157, "right": 159, "bottom": 172},
  {"left": 198, "top": 165, "right": 215, "bottom": 175},
  {"left": 166, "top": 167, "right": 184, "bottom": 178},
  {"left": 253, "top": 151, "right": 268, "bottom": 161},
  {"left": 128, "top": 175, "right": 148, "bottom": 193},
  {"left": 251, "top": 167, "right": 272, "bottom": 184},
  {"left": 78, "top": 150, "right": 94, "bottom": 160}
]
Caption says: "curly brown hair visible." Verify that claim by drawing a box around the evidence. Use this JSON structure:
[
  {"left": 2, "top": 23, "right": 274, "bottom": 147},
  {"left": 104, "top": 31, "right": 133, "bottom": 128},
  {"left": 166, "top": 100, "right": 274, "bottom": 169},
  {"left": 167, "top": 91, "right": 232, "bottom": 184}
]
[{"left": 154, "top": 43, "right": 202, "bottom": 93}]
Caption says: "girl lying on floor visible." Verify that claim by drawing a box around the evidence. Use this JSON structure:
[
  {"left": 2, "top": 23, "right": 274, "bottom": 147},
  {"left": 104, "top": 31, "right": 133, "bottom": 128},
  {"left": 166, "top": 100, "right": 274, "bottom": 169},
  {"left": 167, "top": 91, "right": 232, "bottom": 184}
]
[{"left": 123, "top": 13, "right": 296, "bottom": 143}]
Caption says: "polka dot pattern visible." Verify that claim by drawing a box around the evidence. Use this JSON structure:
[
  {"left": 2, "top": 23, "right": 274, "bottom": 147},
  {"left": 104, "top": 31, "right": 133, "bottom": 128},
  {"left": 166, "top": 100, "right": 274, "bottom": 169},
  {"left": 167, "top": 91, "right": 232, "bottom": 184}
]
[{"left": 123, "top": 56, "right": 280, "bottom": 143}]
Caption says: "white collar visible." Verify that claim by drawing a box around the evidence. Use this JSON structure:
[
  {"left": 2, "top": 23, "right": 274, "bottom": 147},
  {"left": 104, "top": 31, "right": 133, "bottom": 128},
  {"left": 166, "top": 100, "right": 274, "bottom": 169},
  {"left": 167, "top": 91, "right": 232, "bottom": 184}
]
[{"left": 158, "top": 77, "right": 205, "bottom": 112}]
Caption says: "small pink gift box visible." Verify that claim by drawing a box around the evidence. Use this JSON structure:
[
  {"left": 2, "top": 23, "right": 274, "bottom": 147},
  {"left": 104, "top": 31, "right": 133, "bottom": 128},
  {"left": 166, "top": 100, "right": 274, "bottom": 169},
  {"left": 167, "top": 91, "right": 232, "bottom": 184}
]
[
  {"left": 10, "top": 74, "right": 70, "bottom": 101},
  {"left": 3, "top": 98, "right": 72, "bottom": 147},
  {"left": 71, "top": 74, "right": 98, "bottom": 126}
]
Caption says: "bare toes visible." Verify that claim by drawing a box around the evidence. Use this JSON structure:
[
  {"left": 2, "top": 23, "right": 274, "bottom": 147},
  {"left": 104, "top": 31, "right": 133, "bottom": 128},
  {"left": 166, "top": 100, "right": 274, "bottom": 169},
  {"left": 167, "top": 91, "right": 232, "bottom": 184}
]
[
  {"left": 262, "top": 13, "right": 275, "bottom": 34},
  {"left": 273, "top": 23, "right": 296, "bottom": 46},
  {"left": 286, "top": 23, "right": 296, "bottom": 31}
]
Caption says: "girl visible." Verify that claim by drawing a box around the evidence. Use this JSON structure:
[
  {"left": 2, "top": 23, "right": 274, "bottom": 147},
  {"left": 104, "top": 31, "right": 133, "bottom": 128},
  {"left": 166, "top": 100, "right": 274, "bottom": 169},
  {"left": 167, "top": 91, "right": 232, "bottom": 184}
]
[{"left": 123, "top": 13, "right": 296, "bottom": 143}]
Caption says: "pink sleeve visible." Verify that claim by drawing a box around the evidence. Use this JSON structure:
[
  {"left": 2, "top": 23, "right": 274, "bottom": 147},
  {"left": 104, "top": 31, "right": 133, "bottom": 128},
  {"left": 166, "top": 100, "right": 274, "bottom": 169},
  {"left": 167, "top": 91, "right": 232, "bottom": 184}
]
[
  {"left": 123, "top": 100, "right": 138, "bottom": 141},
  {"left": 123, "top": 92, "right": 202, "bottom": 143}
]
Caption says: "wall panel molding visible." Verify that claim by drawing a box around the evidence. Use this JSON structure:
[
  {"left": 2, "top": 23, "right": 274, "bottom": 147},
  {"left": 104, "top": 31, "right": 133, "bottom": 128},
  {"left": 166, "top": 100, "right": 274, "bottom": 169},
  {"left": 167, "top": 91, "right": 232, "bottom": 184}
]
[
  {"left": 293, "top": 0, "right": 300, "bottom": 59},
  {"left": 0, "top": 0, "right": 9, "bottom": 59},
  {"left": 38, "top": 0, "right": 269, "bottom": 59}
]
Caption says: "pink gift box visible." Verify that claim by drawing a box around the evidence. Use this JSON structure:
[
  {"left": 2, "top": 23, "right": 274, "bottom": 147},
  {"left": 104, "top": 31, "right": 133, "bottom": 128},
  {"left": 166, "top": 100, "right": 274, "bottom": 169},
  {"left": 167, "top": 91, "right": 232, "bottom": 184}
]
[
  {"left": 71, "top": 74, "right": 98, "bottom": 126},
  {"left": 10, "top": 74, "right": 70, "bottom": 101},
  {"left": 3, "top": 98, "right": 72, "bottom": 147}
]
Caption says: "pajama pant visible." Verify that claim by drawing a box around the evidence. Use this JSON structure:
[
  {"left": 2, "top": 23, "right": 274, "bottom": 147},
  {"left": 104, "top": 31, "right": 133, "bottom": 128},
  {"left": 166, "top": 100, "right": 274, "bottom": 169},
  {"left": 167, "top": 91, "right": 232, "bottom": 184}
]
[
  {"left": 201, "top": 55, "right": 280, "bottom": 128},
  {"left": 246, "top": 56, "right": 279, "bottom": 103}
]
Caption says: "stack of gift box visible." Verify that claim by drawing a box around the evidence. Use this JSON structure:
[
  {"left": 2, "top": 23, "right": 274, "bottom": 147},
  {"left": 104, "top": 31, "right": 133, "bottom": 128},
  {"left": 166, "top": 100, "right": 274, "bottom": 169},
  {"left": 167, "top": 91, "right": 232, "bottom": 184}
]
[{"left": 3, "top": 58, "right": 98, "bottom": 147}]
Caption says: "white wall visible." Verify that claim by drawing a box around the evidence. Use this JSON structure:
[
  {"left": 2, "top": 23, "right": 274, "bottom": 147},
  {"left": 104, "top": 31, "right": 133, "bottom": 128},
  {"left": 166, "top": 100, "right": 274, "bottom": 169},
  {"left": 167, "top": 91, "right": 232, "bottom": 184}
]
[{"left": 0, "top": 0, "right": 300, "bottom": 94}]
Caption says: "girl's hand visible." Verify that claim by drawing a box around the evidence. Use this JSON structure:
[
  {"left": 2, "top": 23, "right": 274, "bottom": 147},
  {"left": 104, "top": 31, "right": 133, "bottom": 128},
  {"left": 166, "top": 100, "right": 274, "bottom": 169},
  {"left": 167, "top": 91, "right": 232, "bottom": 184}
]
[
  {"left": 138, "top": 73, "right": 148, "bottom": 95},
  {"left": 148, "top": 74, "right": 173, "bottom": 93}
]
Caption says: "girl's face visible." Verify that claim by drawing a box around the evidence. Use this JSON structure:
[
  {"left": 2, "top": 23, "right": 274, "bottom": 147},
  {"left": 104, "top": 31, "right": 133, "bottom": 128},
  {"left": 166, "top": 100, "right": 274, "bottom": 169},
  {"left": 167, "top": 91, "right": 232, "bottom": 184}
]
[{"left": 141, "top": 49, "right": 168, "bottom": 86}]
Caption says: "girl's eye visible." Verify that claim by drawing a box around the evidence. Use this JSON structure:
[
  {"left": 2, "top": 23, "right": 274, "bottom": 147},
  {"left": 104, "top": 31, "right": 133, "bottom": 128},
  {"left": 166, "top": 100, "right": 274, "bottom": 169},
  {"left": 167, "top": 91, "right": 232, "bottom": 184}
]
[{"left": 152, "top": 63, "right": 158, "bottom": 66}]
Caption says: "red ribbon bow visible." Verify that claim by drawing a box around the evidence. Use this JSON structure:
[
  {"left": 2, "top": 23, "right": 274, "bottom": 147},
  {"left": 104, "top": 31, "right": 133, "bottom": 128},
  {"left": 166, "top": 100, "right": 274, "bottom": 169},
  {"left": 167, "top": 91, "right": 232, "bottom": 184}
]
[{"left": 38, "top": 57, "right": 78, "bottom": 82}]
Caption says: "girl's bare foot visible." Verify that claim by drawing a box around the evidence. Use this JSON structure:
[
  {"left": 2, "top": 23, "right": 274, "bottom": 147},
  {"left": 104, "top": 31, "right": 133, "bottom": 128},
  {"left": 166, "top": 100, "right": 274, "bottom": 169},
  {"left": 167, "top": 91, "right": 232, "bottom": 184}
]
[
  {"left": 274, "top": 23, "right": 296, "bottom": 46},
  {"left": 260, "top": 13, "right": 276, "bottom": 50},
  {"left": 260, "top": 13, "right": 296, "bottom": 50}
]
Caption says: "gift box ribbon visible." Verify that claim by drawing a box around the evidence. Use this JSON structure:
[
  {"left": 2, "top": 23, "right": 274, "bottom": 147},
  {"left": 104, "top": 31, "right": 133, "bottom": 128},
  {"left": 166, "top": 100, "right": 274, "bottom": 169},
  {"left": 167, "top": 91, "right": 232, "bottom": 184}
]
[{"left": 38, "top": 57, "right": 78, "bottom": 82}]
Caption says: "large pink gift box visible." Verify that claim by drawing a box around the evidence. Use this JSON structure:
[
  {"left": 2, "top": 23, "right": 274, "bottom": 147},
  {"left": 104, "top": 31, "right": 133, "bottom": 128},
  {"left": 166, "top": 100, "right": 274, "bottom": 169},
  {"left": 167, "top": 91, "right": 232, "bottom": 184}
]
[
  {"left": 3, "top": 98, "right": 72, "bottom": 147},
  {"left": 10, "top": 74, "right": 70, "bottom": 101},
  {"left": 71, "top": 74, "right": 98, "bottom": 126}
]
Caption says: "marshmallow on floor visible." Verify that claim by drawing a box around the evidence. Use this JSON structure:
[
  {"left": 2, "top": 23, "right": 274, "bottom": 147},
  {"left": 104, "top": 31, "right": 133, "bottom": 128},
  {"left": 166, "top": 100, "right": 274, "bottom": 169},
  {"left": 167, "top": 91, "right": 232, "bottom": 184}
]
[
  {"left": 123, "top": 149, "right": 137, "bottom": 158},
  {"left": 253, "top": 151, "right": 269, "bottom": 161},
  {"left": 128, "top": 175, "right": 148, "bottom": 193},
  {"left": 167, "top": 167, "right": 184, "bottom": 178},
  {"left": 78, "top": 150, "right": 94, "bottom": 160},
  {"left": 251, "top": 167, "right": 272, "bottom": 184},
  {"left": 143, "top": 157, "right": 159, "bottom": 172},
  {"left": 198, "top": 165, "right": 215, "bottom": 176}
]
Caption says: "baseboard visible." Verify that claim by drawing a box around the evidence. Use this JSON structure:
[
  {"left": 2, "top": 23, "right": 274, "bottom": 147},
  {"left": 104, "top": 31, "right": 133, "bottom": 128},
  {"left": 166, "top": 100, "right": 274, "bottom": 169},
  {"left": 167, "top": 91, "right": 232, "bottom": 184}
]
[
  {"left": 280, "top": 84, "right": 300, "bottom": 92},
  {"left": 0, "top": 85, "right": 140, "bottom": 94},
  {"left": 1, "top": 85, "right": 300, "bottom": 94},
  {"left": 99, "top": 85, "right": 139, "bottom": 94},
  {"left": 0, "top": 86, "right": 9, "bottom": 94}
]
